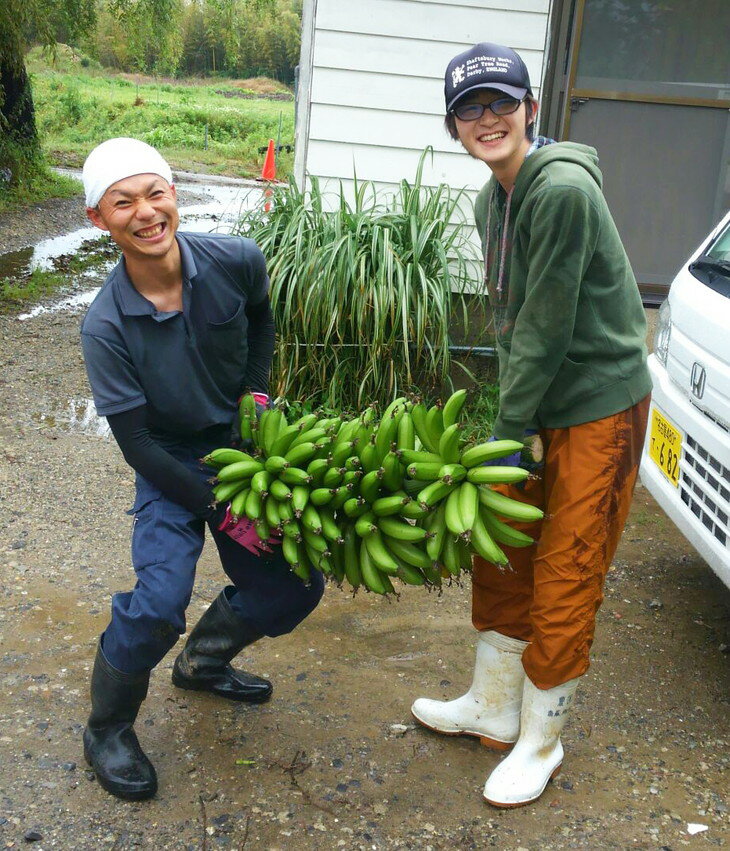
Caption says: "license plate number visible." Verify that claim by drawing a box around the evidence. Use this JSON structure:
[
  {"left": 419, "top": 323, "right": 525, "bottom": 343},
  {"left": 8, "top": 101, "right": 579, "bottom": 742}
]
[{"left": 648, "top": 408, "right": 682, "bottom": 487}]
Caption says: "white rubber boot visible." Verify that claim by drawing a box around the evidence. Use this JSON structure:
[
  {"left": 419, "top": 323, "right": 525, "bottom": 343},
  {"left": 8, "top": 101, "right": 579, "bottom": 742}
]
[
  {"left": 482, "top": 675, "right": 580, "bottom": 807},
  {"left": 411, "top": 631, "right": 529, "bottom": 750}
]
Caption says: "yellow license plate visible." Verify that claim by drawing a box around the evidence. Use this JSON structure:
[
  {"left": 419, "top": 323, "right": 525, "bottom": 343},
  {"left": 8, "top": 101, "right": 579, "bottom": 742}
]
[{"left": 648, "top": 408, "right": 682, "bottom": 487}]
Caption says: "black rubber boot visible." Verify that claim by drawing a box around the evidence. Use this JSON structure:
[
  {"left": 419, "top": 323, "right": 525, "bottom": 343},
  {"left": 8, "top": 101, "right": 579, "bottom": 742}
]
[
  {"left": 82, "top": 642, "right": 158, "bottom": 801},
  {"left": 172, "top": 587, "right": 272, "bottom": 703}
]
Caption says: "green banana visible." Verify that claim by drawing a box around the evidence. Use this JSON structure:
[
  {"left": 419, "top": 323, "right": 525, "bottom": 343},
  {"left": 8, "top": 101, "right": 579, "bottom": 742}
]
[
  {"left": 359, "top": 439, "right": 380, "bottom": 474},
  {"left": 466, "top": 466, "right": 530, "bottom": 485},
  {"left": 319, "top": 508, "right": 344, "bottom": 543},
  {"left": 425, "top": 405, "right": 445, "bottom": 453},
  {"left": 212, "top": 479, "right": 248, "bottom": 503},
  {"left": 264, "top": 496, "right": 281, "bottom": 529},
  {"left": 310, "top": 487, "right": 334, "bottom": 507},
  {"left": 329, "top": 539, "right": 347, "bottom": 584},
  {"left": 425, "top": 504, "right": 447, "bottom": 561},
  {"left": 323, "top": 466, "right": 344, "bottom": 489},
  {"left": 355, "top": 511, "right": 378, "bottom": 538},
  {"left": 301, "top": 528, "right": 330, "bottom": 555},
  {"left": 301, "top": 504, "right": 323, "bottom": 535},
  {"left": 410, "top": 402, "right": 436, "bottom": 452},
  {"left": 269, "top": 423, "right": 302, "bottom": 458},
  {"left": 359, "top": 468, "right": 383, "bottom": 504},
  {"left": 372, "top": 493, "right": 410, "bottom": 517},
  {"left": 230, "top": 487, "right": 251, "bottom": 518},
  {"left": 264, "top": 455, "right": 289, "bottom": 475},
  {"left": 279, "top": 466, "right": 312, "bottom": 486},
  {"left": 306, "top": 458, "right": 329, "bottom": 486},
  {"left": 444, "top": 486, "right": 468, "bottom": 537},
  {"left": 269, "top": 479, "right": 292, "bottom": 501},
  {"left": 381, "top": 451, "right": 403, "bottom": 491},
  {"left": 216, "top": 459, "right": 264, "bottom": 482},
  {"left": 374, "top": 414, "right": 398, "bottom": 463},
  {"left": 360, "top": 541, "right": 392, "bottom": 595},
  {"left": 439, "top": 463, "right": 467, "bottom": 484},
  {"left": 460, "top": 439, "right": 525, "bottom": 468},
  {"left": 364, "top": 529, "right": 399, "bottom": 575},
  {"left": 406, "top": 462, "right": 442, "bottom": 481},
  {"left": 458, "top": 481, "right": 479, "bottom": 537},
  {"left": 470, "top": 509, "right": 509, "bottom": 564},
  {"left": 343, "top": 524, "right": 362, "bottom": 591},
  {"left": 202, "top": 448, "right": 255, "bottom": 468},
  {"left": 330, "top": 485, "right": 352, "bottom": 509},
  {"left": 293, "top": 413, "right": 318, "bottom": 433},
  {"left": 481, "top": 508, "right": 535, "bottom": 548},
  {"left": 245, "top": 488, "right": 263, "bottom": 521},
  {"left": 290, "top": 486, "right": 309, "bottom": 517},
  {"left": 250, "top": 469, "right": 274, "bottom": 495},
  {"left": 438, "top": 422, "right": 462, "bottom": 465},
  {"left": 343, "top": 497, "right": 369, "bottom": 518},
  {"left": 284, "top": 442, "right": 318, "bottom": 468},
  {"left": 399, "top": 449, "right": 443, "bottom": 466},
  {"left": 396, "top": 561, "right": 426, "bottom": 586},
  {"left": 290, "top": 427, "right": 327, "bottom": 449},
  {"left": 397, "top": 411, "right": 415, "bottom": 452},
  {"left": 417, "top": 479, "right": 456, "bottom": 508},
  {"left": 400, "top": 499, "right": 430, "bottom": 520},
  {"left": 441, "top": 533, "right": 462, "bottom": 576},
  {"left": 382, "top": 535, "right": 432, "bottom": 570},
  {"left": 254, "top": 517, "right": 270, "bottom": 541},
  {"left": 477, "top": 486, "right": 545, "bottom": 523},
  {"left": 377, "top": 515, "right": 427, "bottom": 542},
  {"left": 238, "top": 394, "right": 257, "bottom": 443},
  {"left": 441, "top": 388, "right": 467, "bottom": 429},
  {"left": 277, "top": 500, "right": 295, "bottom": 524}
]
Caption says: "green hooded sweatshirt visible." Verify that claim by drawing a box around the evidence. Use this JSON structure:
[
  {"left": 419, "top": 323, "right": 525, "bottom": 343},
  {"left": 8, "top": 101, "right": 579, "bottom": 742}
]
[{"left": 474, "top": 141, "right": 651, "bottom": 442}]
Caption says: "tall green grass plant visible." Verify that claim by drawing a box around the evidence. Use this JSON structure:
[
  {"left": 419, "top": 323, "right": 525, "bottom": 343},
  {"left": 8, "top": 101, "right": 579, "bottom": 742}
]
[{"left": 236, "top": 152, "right": 483, "bottom": 410}]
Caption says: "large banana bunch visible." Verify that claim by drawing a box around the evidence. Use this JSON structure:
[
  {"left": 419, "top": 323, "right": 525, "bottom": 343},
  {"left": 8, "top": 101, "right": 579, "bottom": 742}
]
[{"left": 203, "top": 391, "right": 543, "bottom": 596}]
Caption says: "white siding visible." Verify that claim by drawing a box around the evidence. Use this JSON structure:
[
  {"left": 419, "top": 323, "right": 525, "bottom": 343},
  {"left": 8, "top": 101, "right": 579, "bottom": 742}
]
[{"left": 295, "top": 0, "right": 553, "bottom": 210}]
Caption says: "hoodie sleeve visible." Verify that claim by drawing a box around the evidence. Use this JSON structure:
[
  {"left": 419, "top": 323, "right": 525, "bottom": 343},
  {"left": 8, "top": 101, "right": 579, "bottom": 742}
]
[{"left": 493, "top": 184, "right": 601, "bottom": 441}]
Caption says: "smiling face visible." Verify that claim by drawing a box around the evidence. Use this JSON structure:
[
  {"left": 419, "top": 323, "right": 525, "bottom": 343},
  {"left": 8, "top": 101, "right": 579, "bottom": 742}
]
[
  {"left": 453, "top": 90, "right": 536, "bottom": 186},
  {"left": 86, "top": 173, "right": 180, "bottom": 263}
]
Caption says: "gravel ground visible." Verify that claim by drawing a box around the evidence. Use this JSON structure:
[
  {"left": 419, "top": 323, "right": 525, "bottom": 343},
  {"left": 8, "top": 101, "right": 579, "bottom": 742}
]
[{"left": 0, "top": 195, "right": 728, "bottom": 850}]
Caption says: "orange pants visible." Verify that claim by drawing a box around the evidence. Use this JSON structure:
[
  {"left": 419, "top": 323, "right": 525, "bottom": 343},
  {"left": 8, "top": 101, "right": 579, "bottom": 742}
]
[{"left": 472, "top": 396, "right": 650, "bottom": 689}]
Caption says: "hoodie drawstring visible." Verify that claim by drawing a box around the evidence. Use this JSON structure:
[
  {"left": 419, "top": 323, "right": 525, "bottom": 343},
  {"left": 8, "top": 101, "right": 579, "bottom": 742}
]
[{"left": 484, "top": 186, "right": 514, "bottom": 296}]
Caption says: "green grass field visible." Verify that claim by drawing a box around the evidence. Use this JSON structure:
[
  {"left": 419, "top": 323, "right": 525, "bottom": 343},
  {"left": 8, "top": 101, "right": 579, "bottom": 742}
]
[{"left": 26, "top": 47, "right": 295, "bottom": 179}]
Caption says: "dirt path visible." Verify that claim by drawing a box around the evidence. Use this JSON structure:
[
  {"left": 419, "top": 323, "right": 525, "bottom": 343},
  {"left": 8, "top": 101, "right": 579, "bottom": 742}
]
[{"left": 0, "top": 201, "right": 728, "bottom": 850}]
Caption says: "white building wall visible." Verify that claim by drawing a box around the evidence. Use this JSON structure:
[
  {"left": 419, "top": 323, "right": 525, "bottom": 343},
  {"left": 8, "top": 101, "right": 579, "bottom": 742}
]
[{"left": 295, "top": 0, "right": 553, "bottom": 205}]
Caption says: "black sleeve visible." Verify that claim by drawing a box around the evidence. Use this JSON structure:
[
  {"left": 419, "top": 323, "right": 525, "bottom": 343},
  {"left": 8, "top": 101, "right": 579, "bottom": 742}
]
[
  {"left": 107, "top": 404, "right": 215, "bottom": 518},
  {"left": 242, "top": 295, "right": 275, "bottom": 395}
]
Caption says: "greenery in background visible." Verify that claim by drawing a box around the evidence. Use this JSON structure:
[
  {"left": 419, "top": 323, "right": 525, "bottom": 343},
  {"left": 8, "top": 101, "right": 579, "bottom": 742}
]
[
  {"left": 234, "top": 151, "right": 485, "bottom": 411},
  {"left": 88, "top": 0, "right": 301, "bottom": 82},
  {"left": 26, "top": 48, "right": 294, "bottom": 177},
  {"left": 0, "top": 166, "right": 80, "bottom": 214}
]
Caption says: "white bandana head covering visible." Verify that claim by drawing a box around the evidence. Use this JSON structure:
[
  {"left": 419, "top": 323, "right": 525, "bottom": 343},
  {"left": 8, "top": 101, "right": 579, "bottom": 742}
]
[{"left": 82, "top": 137, "right": 173, "bottom": 208}]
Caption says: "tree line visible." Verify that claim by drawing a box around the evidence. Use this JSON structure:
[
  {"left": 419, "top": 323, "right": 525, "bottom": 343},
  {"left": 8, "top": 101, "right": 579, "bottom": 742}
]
[
  {"left": 88, "top": 0, "right": 301, "bottom": 82},
  {"left": 0, "top": 0, "right": 299, "bottom": 190}
]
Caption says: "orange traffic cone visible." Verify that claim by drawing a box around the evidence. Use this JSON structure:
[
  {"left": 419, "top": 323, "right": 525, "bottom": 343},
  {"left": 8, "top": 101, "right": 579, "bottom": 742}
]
[{"left": 261, "top": 139, "right": 276, "bottom": 181}]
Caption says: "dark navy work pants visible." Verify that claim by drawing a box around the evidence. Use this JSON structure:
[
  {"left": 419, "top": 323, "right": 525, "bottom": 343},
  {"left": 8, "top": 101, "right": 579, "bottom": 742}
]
[{"left": 102, "top": 445, "right": 325, "bottom": 674}]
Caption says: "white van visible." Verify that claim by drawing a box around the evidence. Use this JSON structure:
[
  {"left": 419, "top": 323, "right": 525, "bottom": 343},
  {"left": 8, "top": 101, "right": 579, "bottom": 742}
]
[{"left": 639, "top": 210, "right": 730, "bottom": 591}]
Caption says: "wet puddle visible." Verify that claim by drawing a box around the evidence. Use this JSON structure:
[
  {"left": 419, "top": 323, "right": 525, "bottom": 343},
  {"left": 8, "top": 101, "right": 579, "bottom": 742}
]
[
  {"left": 32, "top": 398, "right": 111, "bottom": 438},
  {"left": 2, "top": 170, "right": 265, "bottom": 320}
]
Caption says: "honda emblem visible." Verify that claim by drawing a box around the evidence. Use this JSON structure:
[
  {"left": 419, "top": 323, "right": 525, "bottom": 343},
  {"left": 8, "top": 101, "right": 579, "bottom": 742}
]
[{"left": 690, "top": 362, "right": 706, "bottom": 399}]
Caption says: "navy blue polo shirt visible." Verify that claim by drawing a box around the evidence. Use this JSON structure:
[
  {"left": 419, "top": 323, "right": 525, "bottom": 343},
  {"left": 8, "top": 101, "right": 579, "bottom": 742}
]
[{"left": 81, "top": 231, "right": 269, "bottom": 442}]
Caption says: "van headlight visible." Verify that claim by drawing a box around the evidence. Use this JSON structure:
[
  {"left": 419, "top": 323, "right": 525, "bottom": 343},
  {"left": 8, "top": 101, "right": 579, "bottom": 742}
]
[{"left": 653, "top": 299, "right": 672, "bottom": 367}]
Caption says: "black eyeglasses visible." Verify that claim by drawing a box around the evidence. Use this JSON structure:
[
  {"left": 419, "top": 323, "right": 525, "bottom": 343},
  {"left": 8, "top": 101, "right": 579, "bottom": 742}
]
[{"left": 451, "top": 97, "right": 525, "bottom": 121}]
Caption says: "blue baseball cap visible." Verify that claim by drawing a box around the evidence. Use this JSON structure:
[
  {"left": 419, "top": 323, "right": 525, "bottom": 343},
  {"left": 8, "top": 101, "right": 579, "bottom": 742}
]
[{"left": 445, "top": 43, "right": 532, "bottom": 112}]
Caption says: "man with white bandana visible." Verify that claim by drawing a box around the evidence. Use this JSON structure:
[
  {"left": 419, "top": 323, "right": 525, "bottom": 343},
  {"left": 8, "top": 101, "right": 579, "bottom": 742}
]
[{"left": 79, "top": 137, "right": 324, "bottom": 801}]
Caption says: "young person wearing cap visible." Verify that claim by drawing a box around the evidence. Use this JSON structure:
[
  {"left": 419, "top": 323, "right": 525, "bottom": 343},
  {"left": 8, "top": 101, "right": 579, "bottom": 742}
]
[
  {"left": 411, "top": 44, "right": 651, "bottom": 807},
  {"left": 79, "top": 137, "right": 324, "bottom": 801}
]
